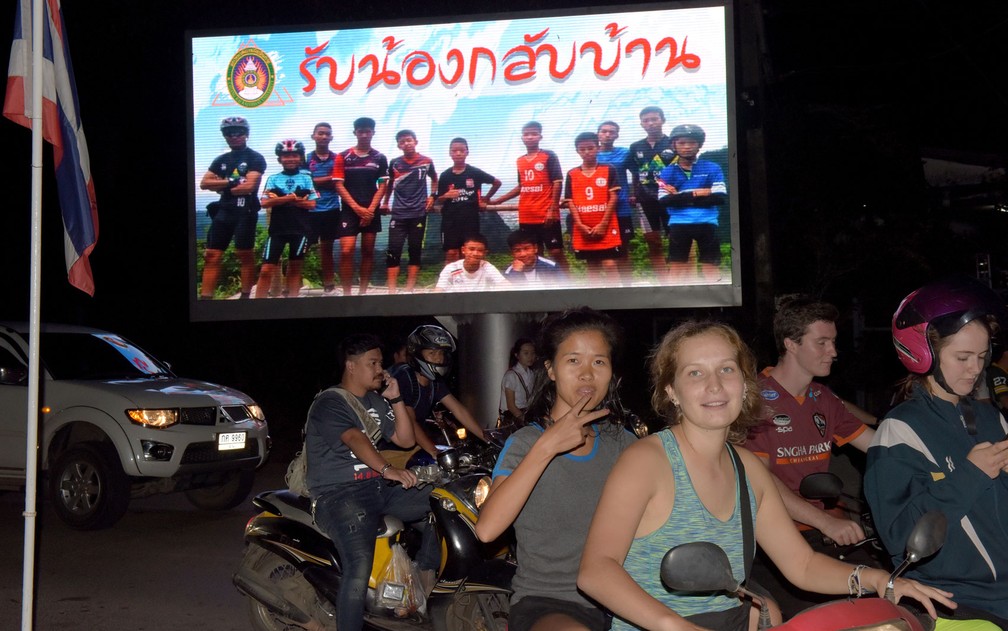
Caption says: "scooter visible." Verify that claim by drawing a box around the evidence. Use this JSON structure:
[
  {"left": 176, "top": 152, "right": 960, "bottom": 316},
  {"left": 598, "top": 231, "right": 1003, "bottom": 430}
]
[
  {"left": 233, "top": 440, "right": 514, "bottom": 631},
  {"left": 659, "top": 510, "right": 948, "bottom": 630}
]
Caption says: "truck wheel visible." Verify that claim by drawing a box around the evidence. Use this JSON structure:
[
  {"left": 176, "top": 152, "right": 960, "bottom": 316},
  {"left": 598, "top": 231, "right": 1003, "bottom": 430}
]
[
  {"left": 185, "top": 468, "right": 254, "bottom": 510},
  {"left": 48, "top": 443, "right": 131, "bottom": 530}
]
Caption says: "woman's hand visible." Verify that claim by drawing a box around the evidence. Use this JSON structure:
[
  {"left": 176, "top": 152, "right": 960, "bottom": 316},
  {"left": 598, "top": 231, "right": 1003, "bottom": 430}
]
[
  {"left": 863, "top": 569, "right": 955, "bottom": 619},
  {"left": 540, "top": 395, "right": 609, "bottom": 455},
  {"left": 966, "top": 440, "right": 1008, "bottom": 479}
]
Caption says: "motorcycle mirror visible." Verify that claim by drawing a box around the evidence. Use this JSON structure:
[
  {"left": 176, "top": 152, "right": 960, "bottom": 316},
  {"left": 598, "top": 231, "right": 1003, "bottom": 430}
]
[
  {"left": 905, "top": 510, "right": 947, "bottom": 563},
  {"left": 797, "top": 472, "right": 844, "bottom": 501},
  {"left": 660, "top": 543, "right": 740, "bottom": 593},
  {"left": 885, "top": 509, "right": 948, "bottom": 602}
]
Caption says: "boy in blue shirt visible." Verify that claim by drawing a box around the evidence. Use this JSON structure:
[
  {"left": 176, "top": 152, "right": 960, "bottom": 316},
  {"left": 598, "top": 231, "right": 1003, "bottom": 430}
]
[
  {"left": 596, "top": 121, "right": 634, "bottom": 282},
  {"left": 657, "top": 124, "right": 727, "bottom": 284},
  {"left": 255, "top": 139, "right": 318, "bottom": 298}
]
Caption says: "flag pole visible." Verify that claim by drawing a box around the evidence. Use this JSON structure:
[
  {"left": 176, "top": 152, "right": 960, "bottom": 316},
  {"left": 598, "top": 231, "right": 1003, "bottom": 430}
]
[{"left": 22, "top": 0, "right": 44, "bottom": 626}]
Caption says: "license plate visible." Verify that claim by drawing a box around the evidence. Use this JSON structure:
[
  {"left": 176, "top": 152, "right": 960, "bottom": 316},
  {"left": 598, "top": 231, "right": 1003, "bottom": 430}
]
[{"left": 217, "top": 431, "right": 246, "bottom": 451}]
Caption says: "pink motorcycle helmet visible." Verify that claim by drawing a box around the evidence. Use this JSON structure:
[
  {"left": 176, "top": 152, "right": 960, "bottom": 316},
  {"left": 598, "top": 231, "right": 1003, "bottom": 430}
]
[{"left": 892, "top": 276, "right": 1006, "bottom": 375}]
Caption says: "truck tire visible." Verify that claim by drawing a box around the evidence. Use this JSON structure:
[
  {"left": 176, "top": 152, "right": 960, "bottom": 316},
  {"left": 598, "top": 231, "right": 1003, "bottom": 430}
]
[
  {"left": 48, "top": 442, "right": 131, "bottom": 530},
  {"left": 185, "top": 468, "right": 255, "bottom": 510}
]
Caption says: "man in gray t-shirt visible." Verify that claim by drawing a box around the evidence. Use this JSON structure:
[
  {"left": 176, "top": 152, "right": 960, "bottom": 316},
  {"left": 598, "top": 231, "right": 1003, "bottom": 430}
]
[{"left": 306, "top": 333, "right": 438, "bottom": 631}]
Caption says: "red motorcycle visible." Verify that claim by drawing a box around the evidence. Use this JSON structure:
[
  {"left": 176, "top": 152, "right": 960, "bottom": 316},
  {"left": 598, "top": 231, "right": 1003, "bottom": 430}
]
[{"left": 660, "top": 511, "right": 948, "bottom": 631}]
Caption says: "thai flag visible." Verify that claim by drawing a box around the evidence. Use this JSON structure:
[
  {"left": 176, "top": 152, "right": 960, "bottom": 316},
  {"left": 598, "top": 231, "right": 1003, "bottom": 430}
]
[{"left": 4, "top": 0, "right": 98, "bottom": 295}]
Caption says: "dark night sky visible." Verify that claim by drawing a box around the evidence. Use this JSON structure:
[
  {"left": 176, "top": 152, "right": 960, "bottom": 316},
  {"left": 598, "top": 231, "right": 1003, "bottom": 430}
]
[{"left": 1, "top": 0, "right": 1006, "bottom": 428}]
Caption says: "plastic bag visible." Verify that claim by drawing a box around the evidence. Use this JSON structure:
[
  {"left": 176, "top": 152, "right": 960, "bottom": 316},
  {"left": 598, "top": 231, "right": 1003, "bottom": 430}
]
[
  {"left": 285, "top": 445, "right": 309, "bottom": 497},
  {"left": 374, "top": 544, "right": 426, "bottom": 618}
]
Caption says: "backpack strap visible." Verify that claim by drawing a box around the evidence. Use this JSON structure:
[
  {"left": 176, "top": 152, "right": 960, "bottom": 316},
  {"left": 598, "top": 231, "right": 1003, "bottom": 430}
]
[
  {"left": 330, "top": 387, "right": 383, "bottom": 444},
  {"left": 727, "top": 443, "right": 754, "bottom": 584}
]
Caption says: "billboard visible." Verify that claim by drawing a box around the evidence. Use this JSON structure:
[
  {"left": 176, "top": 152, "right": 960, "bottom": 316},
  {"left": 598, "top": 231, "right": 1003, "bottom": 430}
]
[{"left": 187, "top": 1, "right": 738, "bottom": 320}]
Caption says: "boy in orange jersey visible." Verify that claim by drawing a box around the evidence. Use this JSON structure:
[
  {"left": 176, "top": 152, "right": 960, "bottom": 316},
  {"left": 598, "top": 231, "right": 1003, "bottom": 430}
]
[
  {"left": 489, "top": 121, "right": 567, "bottom": 272},
  {"left": 563, "top": 132, "right": 622, "bottom": 283}
]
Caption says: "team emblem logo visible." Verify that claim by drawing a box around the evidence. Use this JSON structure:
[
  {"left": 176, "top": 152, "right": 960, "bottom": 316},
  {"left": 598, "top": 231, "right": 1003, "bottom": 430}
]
[
  {"left": 595, "top": 177, "right": 607, "bottom": 187},
  {"left": 227, "top": 46, "right": 275, "bottom": 108},
  {"left": 761, "top": 389, "right": 779, "bottom": 401},
  {"left": 772, "top": 414, "right": 791, "bottom": 427},
  {"left": 812, "top": 413, "right": 827, "bottom": 437},
  {"left": 534, "top": 162, "right": 545, "bottom": 171}
]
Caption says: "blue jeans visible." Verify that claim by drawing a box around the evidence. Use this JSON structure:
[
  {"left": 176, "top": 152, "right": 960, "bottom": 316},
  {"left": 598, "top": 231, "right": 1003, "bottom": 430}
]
[{"left": 313, "top": 479, "right": 437, "bottom": 631}]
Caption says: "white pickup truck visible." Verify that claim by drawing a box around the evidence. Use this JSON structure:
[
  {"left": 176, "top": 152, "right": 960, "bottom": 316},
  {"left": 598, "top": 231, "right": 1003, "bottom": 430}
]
[{"left": 0, "top": 322, "right": 270, "bottom": 529}]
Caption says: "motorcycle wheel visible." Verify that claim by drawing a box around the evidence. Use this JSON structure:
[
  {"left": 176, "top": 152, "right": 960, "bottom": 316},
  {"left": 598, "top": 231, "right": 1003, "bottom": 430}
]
[
  {"left": 243, "top": 547, "right": 328, "bottom": 631},
  {"left": 442, "top": 590, "right": 509, "bottom": 631}
]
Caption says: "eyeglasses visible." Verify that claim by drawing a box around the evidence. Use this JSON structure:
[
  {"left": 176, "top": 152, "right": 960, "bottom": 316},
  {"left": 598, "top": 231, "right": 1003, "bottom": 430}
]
[{"left": 222, "top": 130, "right": 247, "bottom": 138}]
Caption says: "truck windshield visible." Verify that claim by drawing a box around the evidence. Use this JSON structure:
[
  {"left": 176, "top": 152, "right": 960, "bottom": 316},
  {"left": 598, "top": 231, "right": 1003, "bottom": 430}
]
[{"left": 40, "top": 332, "right": 171, "bottom": 380}]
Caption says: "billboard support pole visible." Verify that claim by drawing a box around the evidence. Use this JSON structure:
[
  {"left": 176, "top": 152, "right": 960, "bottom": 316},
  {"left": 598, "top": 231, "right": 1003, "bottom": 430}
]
[{"left": 440, "top": 312, "right": 539, "bottom": 429}]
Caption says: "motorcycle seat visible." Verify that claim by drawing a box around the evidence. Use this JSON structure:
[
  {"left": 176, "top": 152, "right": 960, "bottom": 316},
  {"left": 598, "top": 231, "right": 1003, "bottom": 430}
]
[{"left": 266, "top": 490, "right": 405, "bottom": 539}]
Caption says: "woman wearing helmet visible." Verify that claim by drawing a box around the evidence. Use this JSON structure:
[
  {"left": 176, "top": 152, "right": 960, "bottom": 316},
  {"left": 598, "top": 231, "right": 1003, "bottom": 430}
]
[{"left": 865, "top": 277, "right": 1008, "bottom": 628}]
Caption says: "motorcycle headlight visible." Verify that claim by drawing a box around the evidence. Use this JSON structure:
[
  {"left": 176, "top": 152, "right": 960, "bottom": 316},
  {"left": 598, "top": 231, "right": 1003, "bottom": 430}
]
[
  {"left": 126, "top": 408, "right": 179, "bottom": 429},
  {"left": 473, "top": 475, "right": 492, "bottom": 510}
]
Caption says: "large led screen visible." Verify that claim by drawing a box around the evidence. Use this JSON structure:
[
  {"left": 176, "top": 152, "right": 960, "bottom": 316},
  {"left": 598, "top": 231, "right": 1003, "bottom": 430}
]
[{"left": 187, "top": 2, "right": 738, "bottom": 320}]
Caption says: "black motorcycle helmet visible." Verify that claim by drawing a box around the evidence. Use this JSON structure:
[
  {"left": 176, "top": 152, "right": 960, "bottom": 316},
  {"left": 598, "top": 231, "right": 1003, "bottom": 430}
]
[{"left": 407, "top": 325, "right": 456, "bottom": 381}]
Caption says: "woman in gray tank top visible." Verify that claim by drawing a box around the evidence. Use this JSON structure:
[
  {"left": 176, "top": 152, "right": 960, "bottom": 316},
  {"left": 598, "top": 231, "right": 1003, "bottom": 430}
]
[
  {"left": 579, "top": 321, "right": 956, "bottom": 631},
  {"left": 475, "top": 308, "right": 637, "bottom": 631}
]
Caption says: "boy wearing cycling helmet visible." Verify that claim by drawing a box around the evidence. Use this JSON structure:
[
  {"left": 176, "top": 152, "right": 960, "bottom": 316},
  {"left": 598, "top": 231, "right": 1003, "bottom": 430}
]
[
  {"left": 866, "top": 277, "right": 1008, "bottom": 628},
  {"left": 254, "top": 139, "right": 317, "bottom": 298},
  {"left": 199, "top": 116, "right": 266, "bottom": 299}
]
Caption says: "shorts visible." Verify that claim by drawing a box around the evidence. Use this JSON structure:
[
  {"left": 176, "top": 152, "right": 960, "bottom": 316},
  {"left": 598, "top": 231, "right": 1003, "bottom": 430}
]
[
  {"left": 386, "top": 216, "right": 428, "bottom": 268},
  {"left": 575, "top": 246, "right": 623, "bottom": 261},
  {"left": 509, "top": 596, "right": 607, "bottom": 631},
  {"left": 667, "top": 223, "right": 721, "bottom": 264},
  {"left": 307, "top": 210, "right": 340, "bottom": 242},
  {"left": 205, "top": 206, "right": 257, "bottom": 251},
  {"left": 518, "top": 221, "right": 564, "bottom": 252},
  {"left": 638, "top": 195, "right": 669, "bottom": 234},
  {"left": 617, "top": 215, "right": 634, "bottom": 250},
  {"left": 336, "top": 207, "right": 382, "bottom": 238},
  {"left": 262, "top": 233, "right": 309, "bottom": 264},
  {"left": 441, "top": 208, "right": 480, "bottom": 251}
]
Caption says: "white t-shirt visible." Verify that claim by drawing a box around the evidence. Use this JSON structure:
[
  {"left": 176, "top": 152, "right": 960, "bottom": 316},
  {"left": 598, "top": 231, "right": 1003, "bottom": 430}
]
[
  {"left": 435, "top": 259, "right": 506, "bottom": 292},
  {"left": 499, "top": 363, "right": 534, "bottom": 413}
]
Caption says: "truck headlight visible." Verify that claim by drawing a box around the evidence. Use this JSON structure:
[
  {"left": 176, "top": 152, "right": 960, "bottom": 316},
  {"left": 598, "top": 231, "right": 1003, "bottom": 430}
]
[{"left": 126, "top": 408, "right": 179, "bottom": 428}]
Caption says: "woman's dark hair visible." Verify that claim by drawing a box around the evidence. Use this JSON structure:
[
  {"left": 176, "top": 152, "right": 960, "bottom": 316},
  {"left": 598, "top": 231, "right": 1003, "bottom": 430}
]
[
  {"left": 508, "top": 337, "right": 535, "bottom": 368},
  {"left": 525, "top": 307, "right": 626, "bottom": 429}
]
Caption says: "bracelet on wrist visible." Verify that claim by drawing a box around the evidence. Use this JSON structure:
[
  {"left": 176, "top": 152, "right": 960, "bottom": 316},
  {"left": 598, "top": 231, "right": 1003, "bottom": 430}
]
[
  {"left": 387, "top": 396, "right": 403, "bottom": 405},
  {"left": 379, "top": 463, "right": 392, "bottom": 478},
  {"left": 848, "top": 564, "right": 869, "bottom": 598}
]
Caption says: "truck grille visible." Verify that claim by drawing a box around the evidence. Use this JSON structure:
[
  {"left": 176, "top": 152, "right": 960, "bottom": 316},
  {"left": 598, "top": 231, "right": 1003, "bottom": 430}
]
[{"left": 180, "top": 407, "right": 217, "bottom": 426}]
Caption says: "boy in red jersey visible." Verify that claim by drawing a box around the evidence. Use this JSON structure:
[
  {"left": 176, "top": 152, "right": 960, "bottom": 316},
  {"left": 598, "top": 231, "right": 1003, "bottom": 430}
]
[
  {"left": 489, "top": 121, "right": 567, "bottom": 272},
  {"left": 563, "top": 132, "right": 622, "bottom": 283}
]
